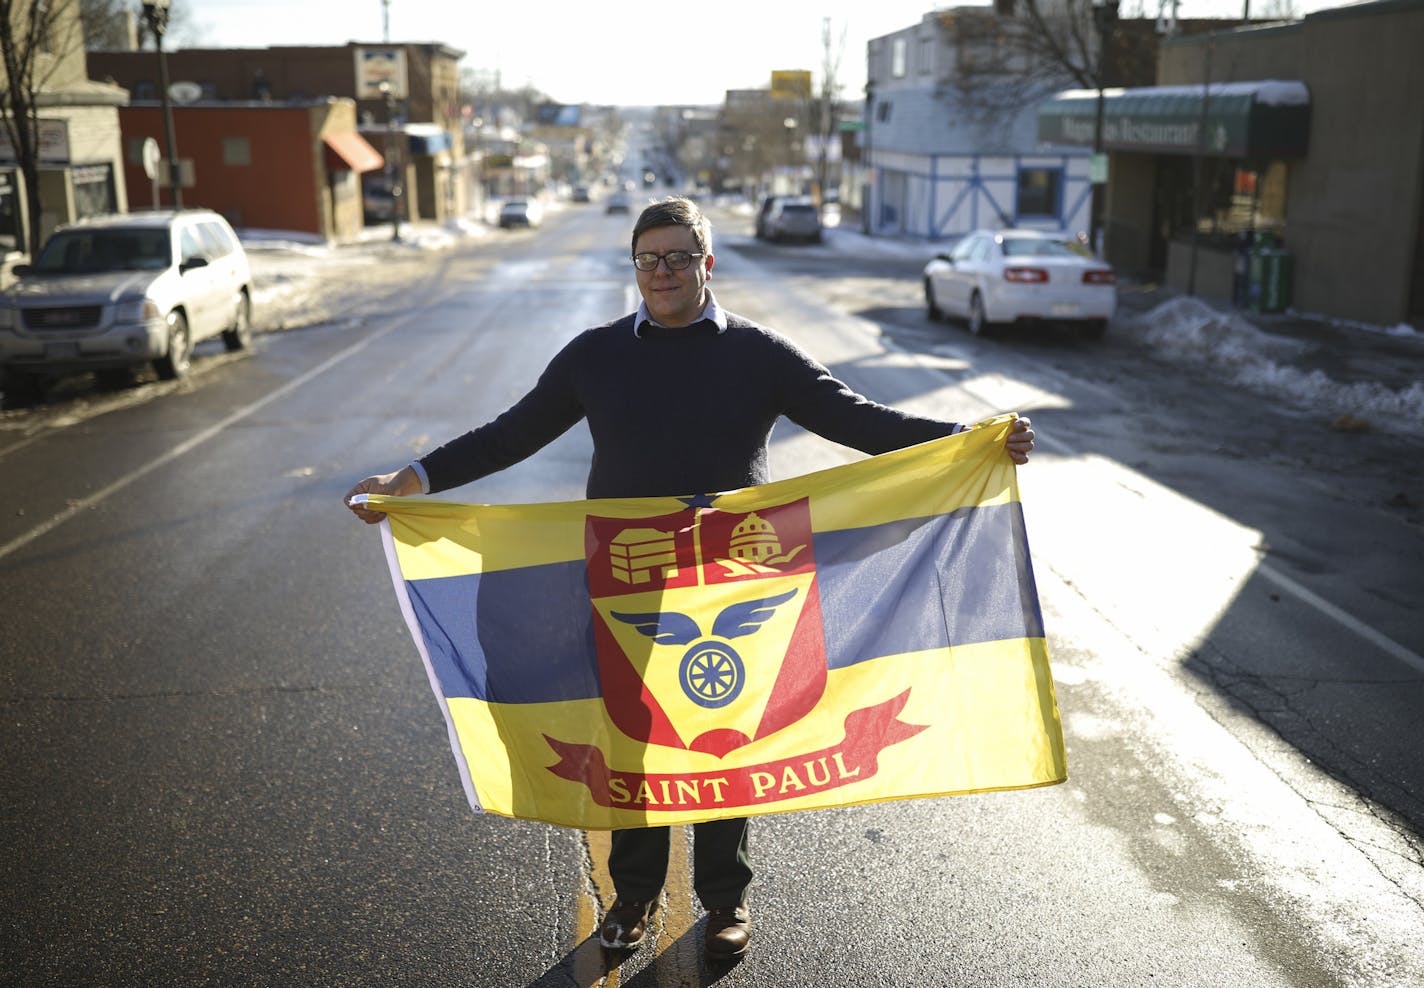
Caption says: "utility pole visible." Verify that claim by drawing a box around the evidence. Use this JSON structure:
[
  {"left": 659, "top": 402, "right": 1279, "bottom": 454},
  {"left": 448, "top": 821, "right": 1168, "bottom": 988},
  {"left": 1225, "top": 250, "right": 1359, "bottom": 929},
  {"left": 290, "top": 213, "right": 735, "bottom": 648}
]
[
  {"left": 818, "top": 16, "right": 844, "bottom": 209},
  {"left": 379, "top": 80, "right": 403, "bottom": 241},
  {"left": 1090, "top": 0, "right": 1120, "bottom": 256},
  {"left": 1187, "top": 33, "right": 1215, "bottom": 297},
  {"left": 141, "top": 0, "right": 183, "bottom": 208},
  {"left": 382, "top": 0, "right": 391, "bottom": 42}
]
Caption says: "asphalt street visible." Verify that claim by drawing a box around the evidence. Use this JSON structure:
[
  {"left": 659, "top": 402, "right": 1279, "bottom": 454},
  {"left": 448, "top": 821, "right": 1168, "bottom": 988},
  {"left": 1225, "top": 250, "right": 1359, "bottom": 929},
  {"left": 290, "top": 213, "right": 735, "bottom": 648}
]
[{"left": 1, "top": 201, "right": 1421, "bottom": 986}]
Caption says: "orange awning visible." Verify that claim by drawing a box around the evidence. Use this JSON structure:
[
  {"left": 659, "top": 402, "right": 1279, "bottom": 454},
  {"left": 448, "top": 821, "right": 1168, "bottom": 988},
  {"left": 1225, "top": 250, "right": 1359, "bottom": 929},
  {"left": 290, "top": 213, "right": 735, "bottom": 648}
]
[{"left": 323, "top": 130, "right": 384, "bottom": 174}]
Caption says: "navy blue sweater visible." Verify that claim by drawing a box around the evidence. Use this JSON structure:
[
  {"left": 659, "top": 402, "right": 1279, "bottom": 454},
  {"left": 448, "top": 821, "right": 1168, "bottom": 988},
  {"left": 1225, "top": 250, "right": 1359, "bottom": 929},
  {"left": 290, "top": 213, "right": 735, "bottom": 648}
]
[{"left": 419, "top": 312, "right": 959, "bottom": 500}]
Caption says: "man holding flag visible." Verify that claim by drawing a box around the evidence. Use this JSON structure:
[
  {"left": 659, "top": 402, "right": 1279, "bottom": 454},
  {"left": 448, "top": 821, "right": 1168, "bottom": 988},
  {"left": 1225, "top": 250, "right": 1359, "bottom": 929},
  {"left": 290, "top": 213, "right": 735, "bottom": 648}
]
[{"left": 345, "top": 196, "right": 1036, "bottom": 961}]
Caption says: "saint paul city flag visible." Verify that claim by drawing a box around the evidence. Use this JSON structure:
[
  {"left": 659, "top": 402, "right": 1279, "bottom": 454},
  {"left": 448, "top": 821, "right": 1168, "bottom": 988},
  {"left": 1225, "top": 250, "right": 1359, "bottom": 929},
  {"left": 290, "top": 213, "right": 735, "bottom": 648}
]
[{"left": 362, "top": 414, "right": 1066, "bottom": 830}]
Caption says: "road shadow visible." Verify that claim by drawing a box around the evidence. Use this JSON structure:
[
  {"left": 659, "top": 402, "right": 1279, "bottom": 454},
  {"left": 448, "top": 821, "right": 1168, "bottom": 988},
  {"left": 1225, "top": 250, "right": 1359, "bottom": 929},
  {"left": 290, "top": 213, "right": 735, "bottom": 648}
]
[{"left": 528, "top": 933, "right": 741, "bottom": 987}]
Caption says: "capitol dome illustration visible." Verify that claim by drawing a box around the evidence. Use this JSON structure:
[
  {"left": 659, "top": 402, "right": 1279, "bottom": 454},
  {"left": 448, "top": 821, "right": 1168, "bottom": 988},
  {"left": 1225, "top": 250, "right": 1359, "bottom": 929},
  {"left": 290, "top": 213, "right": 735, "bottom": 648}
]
[{"left": 729, "top": 512, "right": 781, "bottom": 563}]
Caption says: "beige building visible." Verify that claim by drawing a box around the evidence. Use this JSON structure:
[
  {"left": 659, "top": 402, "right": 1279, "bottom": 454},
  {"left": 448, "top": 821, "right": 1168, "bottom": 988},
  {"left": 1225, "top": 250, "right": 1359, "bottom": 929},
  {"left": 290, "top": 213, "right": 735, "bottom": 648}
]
[
  {"left": 1039, "top": 0, "right": 1424, "bottom": 327},
  {"left": 1, "top": 3, "right": 129, "bottom": 264}
]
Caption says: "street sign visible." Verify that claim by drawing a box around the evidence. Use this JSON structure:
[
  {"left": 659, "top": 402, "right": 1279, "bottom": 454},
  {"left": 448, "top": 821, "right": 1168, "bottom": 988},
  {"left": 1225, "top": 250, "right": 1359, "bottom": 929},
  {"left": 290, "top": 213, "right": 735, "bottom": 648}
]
[
  {"left": 156, "top": 159, "right": 195, "bottom": 189},
  {"left": 141, "top": 138, "right": 161, "bottom": 180},
  {"left": 1090, "top": 153, "right": 1109, "bottom": 185}
]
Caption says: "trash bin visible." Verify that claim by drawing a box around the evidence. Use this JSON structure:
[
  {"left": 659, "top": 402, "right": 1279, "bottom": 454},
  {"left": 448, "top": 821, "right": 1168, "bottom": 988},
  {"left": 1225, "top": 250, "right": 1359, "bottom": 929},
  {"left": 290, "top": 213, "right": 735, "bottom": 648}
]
[
  {"left": 1232, "top": 233, "right": 1253, "bottom": 308},
  {"left": 1248, "top": 247, "right": 1292, "bottom": 313}
]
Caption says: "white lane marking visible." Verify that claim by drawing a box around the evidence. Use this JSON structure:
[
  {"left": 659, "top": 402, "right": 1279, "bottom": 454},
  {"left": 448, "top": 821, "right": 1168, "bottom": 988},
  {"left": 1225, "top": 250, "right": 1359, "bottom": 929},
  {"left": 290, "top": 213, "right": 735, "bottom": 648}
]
[
  {"left": 0, "top": 311, "right": 422, "bottom": 564},
  {"left": 1256, "top": 562, "right": 1424, "bottom": 674}
]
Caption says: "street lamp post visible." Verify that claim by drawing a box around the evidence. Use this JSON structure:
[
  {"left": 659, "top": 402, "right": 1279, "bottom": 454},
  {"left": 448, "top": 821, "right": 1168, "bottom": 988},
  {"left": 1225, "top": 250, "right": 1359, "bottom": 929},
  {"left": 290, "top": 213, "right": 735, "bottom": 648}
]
[
  {"left": 378, "top": 81, "right": 402, "bottom": 241},
  {"left": 783, "top": 117, "right": 798, "bottom": 195},
  {"left": 141, "top": 0, "right": 182, "bottom": 209},
  {"left": 1090, "top": 0, "right": 1120, "bottom": 256},
  {"left": 862, "top": 80, "right": 875, "bottom": 235}
]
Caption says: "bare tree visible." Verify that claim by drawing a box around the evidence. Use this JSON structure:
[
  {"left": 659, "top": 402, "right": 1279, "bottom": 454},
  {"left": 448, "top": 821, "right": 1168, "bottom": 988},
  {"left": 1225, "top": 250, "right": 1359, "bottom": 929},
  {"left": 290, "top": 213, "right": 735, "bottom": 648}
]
[
  {"left": 1251, "top": 0, "right": 1299, "bottom": 20},
  {"left": 944, "top": 1, "right": 1112, "bottom": 127},
  {"left": 78, "top": 0, "right": 200, "bottom": 50},
  {"left": 1, "top": 0, "right": 85, "bottom": 256},
  {"left": 816, "top": 16, "right": 846, "bottom": 201},
  {"left": 78, "top": 0, "right": 133, "bottom": 49},
  {"left": 132, "top": 0, "right": 200, "bottom": 49}
]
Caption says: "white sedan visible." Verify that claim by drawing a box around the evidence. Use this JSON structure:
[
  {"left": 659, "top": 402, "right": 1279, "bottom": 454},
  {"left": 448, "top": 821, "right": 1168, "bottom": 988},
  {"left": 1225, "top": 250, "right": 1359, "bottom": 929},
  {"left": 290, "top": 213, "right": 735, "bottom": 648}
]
[{"left": 924, "top": 229, "right": 1116, "bottom": 339}]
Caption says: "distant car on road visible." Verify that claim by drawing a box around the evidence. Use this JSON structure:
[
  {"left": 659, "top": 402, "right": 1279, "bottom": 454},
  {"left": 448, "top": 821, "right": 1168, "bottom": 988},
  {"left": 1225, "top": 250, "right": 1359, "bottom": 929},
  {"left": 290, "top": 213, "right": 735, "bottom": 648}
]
[
  {"left": 605, "top": 192, "right": 632, "bottom": 214},
  {"left": 362, "top": 177, "right": 398, "bottom": 225},
  {"left": 762, "top": 197, "right": 822, "bottom": 243},
  {"left": 498, "top": 198, "right": 543, "bottom": 229},
  {"left": 923, "top": 229, "right": 1116, "bottom": 339},
  {"left": 571, "top": 186, "right": 591, "bottom": 203},
  {"left": 0, "top": 209, "right": 255, "bottom": 405},
  {"left": 754, "top": 195, "right": 786, "bottom": 239}
]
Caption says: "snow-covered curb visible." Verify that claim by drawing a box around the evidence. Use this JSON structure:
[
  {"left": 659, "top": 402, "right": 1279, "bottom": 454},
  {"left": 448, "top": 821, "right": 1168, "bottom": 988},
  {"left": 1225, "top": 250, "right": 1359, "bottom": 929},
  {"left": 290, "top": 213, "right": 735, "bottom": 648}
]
[{"left": 1120, "top": 295, "right": 1424, "bottom": 435}]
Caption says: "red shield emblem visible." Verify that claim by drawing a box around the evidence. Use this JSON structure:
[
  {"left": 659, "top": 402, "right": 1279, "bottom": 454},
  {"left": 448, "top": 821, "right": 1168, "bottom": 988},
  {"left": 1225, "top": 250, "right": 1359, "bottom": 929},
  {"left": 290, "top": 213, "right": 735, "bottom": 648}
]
[{"left": 584, "top": 498, "right": 827, "bottom": 758}]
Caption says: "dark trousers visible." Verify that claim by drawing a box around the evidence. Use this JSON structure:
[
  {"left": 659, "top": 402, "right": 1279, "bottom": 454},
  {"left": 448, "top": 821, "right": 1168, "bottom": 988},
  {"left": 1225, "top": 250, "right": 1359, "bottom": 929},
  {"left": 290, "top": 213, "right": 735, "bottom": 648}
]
[{"left": 609, "top": 817, "right": 752, "bottom": 909}]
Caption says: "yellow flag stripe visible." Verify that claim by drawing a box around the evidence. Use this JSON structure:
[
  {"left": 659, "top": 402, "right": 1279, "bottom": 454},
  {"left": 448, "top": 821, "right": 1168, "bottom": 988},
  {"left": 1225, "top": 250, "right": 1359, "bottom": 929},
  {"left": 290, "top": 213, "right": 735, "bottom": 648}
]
[{"left": 370, "top": 414, "right": 1020, "bottom": 581}]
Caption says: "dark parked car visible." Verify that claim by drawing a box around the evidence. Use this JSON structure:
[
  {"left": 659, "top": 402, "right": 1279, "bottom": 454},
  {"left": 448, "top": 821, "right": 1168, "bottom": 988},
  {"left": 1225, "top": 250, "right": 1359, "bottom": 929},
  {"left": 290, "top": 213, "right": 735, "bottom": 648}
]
[
  {"left": 498, "top": 198, "right": 543, "bottom": 229},
  {"left": 754, "top": 195, "right": 786, "bottom": 239},
  {"left": 762, "top": 198, "right": 823, "bottom": 243}
]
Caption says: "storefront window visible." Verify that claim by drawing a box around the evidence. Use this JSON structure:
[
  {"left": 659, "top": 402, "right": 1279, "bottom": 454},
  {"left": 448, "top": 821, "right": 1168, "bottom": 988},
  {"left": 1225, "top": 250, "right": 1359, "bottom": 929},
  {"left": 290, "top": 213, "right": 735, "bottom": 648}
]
[
  {"left": 73, "top": 163, "right": 116, "bottom": 219},
  {"left": 1017, "top": 168, "right": 1062, "bottom": 219},
  {"left": 0, "top": 170, "right": 20, "bottom": 253},
  {"left": 1192, "top": 159, "right": 1288, "bottom": 242}
]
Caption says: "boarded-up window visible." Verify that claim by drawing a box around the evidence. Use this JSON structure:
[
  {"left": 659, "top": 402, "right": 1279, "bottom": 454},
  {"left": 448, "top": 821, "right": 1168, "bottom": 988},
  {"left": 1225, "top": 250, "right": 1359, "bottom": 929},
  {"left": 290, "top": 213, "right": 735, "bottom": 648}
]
[{"left": 223, "top": 137, "right": 252, "bottom": 167}]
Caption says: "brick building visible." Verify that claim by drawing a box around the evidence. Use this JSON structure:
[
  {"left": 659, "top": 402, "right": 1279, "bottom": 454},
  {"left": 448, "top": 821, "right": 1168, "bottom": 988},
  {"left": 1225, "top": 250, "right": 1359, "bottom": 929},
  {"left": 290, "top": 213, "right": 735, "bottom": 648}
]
[{"left": 88, "top": 42, "right": 467, "bottom": 227}]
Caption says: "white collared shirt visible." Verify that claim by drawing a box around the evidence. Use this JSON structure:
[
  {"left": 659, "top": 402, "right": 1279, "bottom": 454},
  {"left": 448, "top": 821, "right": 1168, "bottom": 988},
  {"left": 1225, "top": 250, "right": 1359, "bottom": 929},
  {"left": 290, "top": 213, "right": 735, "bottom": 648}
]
[{"left": 633, "top": 288, "right": 728, "bottom": 337}]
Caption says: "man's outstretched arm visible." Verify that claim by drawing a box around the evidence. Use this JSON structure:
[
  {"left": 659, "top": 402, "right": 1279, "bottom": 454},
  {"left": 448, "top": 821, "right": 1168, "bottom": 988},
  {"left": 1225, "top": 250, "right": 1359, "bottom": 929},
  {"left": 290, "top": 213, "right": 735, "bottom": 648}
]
[{"left": 344, "top": 465, "right": 423, "bottom": 525}]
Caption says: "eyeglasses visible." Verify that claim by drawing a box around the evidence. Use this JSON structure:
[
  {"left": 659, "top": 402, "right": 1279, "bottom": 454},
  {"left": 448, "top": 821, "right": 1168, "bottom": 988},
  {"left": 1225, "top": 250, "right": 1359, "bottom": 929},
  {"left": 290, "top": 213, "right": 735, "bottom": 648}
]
[{"left": 632, "top": 250, "right": 704, "bottom": 272}]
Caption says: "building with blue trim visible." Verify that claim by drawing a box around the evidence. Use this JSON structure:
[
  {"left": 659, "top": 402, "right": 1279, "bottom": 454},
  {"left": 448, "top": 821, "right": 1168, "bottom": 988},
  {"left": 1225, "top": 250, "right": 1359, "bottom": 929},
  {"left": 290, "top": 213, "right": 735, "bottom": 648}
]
[{"left": 861, "top": 10, "right": 1092, "bottom": 243}]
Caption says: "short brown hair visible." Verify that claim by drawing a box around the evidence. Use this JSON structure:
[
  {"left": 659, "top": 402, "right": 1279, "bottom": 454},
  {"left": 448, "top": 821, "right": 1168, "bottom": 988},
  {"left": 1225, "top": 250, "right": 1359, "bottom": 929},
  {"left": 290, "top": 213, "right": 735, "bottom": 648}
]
[{"left": 631, "top": 196, "right": 712, "bottom": 257}]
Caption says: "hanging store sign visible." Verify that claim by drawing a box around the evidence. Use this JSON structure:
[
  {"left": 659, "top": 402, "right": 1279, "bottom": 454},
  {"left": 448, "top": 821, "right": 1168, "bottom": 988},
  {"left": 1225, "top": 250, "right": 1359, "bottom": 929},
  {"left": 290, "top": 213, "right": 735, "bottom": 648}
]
[
  {"left": 0, "top": 119, "right": 71, "bottom": 164},
  {"left": 354, "top": 47, "right": 409, "bottom": 100},
  {"left": 1037, "top": 83, "right": 1311, "bottom": 159}
]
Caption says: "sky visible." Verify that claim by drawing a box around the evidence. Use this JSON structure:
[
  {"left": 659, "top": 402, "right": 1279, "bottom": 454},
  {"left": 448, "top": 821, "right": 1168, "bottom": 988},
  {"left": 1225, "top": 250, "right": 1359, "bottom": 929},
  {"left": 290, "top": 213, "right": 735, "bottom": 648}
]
[{"left": 179, "top": 0, "right": 1350, "bottom": 107}]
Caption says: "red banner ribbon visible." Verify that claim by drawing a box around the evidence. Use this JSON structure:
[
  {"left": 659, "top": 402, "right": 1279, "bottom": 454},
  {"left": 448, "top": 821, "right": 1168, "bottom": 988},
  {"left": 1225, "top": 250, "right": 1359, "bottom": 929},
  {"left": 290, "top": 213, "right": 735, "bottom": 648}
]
[{"left": 544, "top": 691, "right": 927, "bottom": 812}]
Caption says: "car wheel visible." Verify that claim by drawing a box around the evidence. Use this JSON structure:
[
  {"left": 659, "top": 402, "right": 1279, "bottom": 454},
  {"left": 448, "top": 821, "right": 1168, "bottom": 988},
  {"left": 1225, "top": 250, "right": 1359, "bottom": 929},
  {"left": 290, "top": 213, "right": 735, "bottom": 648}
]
[
  {"left": 967, "top": 291, "right": 995, "bottom": 337},
  {"left": 1, "top": 366, "right": 45, "bottom": 408},
  {"left": 1080, "top": 318, "right": 1108, "bottom": 341},
  {"left": 222, "top": 292, "right": 253, "bottom": 351},
  {"left": 924, "top": 278, "right": 943, "bottom": 321},
  {"left": 155, "top": 310, "right": 192, "bottom": 380}
]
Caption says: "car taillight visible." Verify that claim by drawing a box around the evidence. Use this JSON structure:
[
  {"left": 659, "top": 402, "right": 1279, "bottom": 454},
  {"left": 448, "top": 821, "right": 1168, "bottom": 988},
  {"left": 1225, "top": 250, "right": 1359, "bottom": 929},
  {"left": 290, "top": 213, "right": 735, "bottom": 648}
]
[
  {"left": 1083, "top": 269, "right": 1116, "bottom": 285},
  {"left": 1004, "top": 267, "right": 1048, "bottom": 283}
]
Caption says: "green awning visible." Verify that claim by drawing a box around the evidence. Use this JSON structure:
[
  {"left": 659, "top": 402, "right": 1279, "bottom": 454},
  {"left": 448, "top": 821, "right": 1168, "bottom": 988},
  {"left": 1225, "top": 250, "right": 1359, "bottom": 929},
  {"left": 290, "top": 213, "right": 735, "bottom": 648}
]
[{"left": 1038, "top": 80, "right": 1310, "bottom": 158}]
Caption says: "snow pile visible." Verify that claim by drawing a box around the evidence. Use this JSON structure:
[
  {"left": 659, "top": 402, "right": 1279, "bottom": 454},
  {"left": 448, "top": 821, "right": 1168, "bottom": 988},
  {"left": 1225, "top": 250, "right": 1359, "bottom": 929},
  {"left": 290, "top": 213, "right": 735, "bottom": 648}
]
[
  {"left": 240, "top": 219, "right": 493, "bottom": 319},
  {"left": 1120, "top": 295, "right": 1424, "bottom": 436}
]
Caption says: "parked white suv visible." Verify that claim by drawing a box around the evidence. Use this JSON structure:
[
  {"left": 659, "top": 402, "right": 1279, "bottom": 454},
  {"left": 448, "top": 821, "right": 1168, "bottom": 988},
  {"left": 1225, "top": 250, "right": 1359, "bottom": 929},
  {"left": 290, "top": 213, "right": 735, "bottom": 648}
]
[{"left": 0, "top": 209, "right": 254, "bottom": 404}]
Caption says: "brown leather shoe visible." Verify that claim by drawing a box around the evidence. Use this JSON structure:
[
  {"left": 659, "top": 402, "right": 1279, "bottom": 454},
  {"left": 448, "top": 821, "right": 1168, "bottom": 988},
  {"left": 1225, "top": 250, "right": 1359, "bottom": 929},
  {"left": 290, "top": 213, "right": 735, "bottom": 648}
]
[
  {"left": 599, "top": 897, "right": 657, "bottom": 950},
  {"left": 704, "top": 904, "right": 751, "bottom": 960}
]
